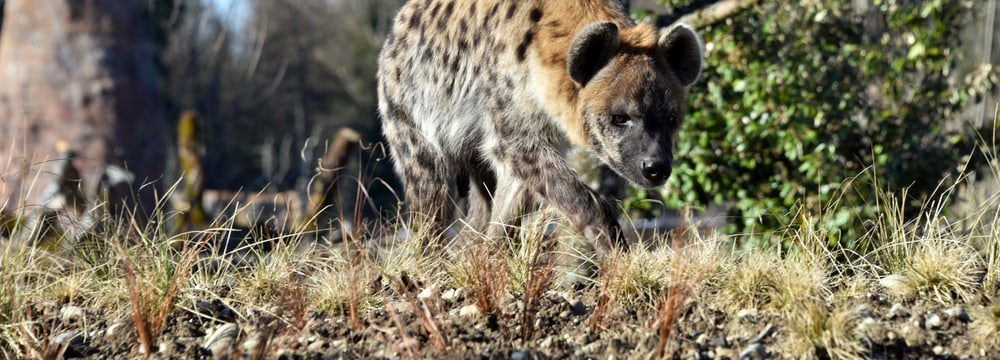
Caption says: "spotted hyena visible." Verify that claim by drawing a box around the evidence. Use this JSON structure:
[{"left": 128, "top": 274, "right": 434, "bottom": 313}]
[{"left": 377, "top": 0, "right": 703, "bottom": 253}]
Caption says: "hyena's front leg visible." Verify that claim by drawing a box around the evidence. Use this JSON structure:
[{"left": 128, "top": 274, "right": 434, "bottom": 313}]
[
  {"left": 484, "top": 175, "right": 534, "bottom": 241},
  {"left": 494, "top": 145, "right": 626, "bottom": 256}
]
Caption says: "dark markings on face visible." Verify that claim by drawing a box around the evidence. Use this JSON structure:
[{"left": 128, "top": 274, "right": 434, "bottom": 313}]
[
  {"left": 582, "top": 114, "right": 602, "bottom": 151},
  {"left": 506, "top": 3, "right": 518, "bottom": 19}
]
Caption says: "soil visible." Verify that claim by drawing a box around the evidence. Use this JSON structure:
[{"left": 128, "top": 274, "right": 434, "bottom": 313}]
[{"left": 26, "top": 281, "right": 1000, "bottom": 359}]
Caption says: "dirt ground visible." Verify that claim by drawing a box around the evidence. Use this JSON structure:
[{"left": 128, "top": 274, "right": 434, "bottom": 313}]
[{"left": 29, "top": 280, "right": 1000, "bottom": 359}]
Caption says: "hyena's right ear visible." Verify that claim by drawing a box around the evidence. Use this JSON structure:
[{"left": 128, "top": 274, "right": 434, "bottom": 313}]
[
  {"left": 657, "top": 23, "right": 704, "bottom": 88},
  {"left": 568, "top": 21, "right": 621, "bottom": 86}
]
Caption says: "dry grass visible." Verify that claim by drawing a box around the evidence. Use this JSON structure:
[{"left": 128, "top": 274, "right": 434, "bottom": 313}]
[
  {"left": 970, "top": 299, "right": 1000, "bottom": 349},
  {"left": 5, "top": 146, "right": 1000, "bottom": 358}
]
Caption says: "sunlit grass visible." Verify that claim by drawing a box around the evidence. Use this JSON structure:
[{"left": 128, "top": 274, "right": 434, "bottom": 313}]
[{"left": 3, "top": 144, "right": 1000, "bottom": 357}]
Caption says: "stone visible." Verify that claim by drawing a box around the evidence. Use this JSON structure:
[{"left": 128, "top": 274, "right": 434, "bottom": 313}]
[
  {"left": 569, "top": 299, "right": 588, "bottom": 315},
  {"left": 442, "top": 288, "right": 462, "bottom": 302},
  {"left": 924, "top": 314, "right": 943, "bottom": 329},
  {"left": 854, "top": 304, "right": 877, "bottom": 318},
  {"left": 60, "top": 305, "right": 86, "bottom": 322},
  {"left": 52, "top": 330, "right": 91, "bottom": 357},
  {"left": 944, "top": 307, "right": 970, "bottom": 322},
  {"left": 739, "top": 343, "right": 765, "bottom": 360},
  {"left": 887, "top": 303, "right": 908, "bottom": 319},
  {"left": 203, "top": 323, "right": 239, "bottom": 358},
  {"left": 459, "top": 304, "right": 481, "bottom": 318}
]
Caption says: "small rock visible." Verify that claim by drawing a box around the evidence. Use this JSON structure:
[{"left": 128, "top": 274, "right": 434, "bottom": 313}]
[
  {"left": 568, "top": 299, "right": 587, "bottom": 315},
  {"left": 582, "top": 341, "right": 604, "bottom": 354},
  {"left": 886, "top": 331, "right": 897, "bottom": 340},
  {"left": 511, "top": 350, "right": 528, "bottom": 360},
  {"left": 924, "top": 314, "right": 943, "bottom": 329},
  {"left": 105, "top": 322, "right": 125, "bottom": 339},
  {"left": 196, "top": 300, "right": 237, "bottom": 321},
  {"left": 195, "top": 300, "right": 214, "bottom": 313},
  {"left": 749, "top": 324, "right": 775, "bottom": 344},
  {"left": 739, "top": 343, "right": 765, "bottom": 360},
  {"left": 708, "top": 337, "right": 728, "bottom": 348},
  {"left": 204, "top": 323, "right": 239, "bottom": 357},
  {"left": 944, "top": 307, "right": 970, "bottom": 322},
  {"left": 858, "top": 317, "right": 877, "bottom": 330},
  {"left": 574, "top": 349, "right": 585, "bottom": 357},
  {"left": 887, "top": 303, "right": 908, "bottom": 319},
  {"left": 52, "top": 330, "right": 90, "bottom": 356},
  {"left": 933, "top": 345, "right": 944, "bottom": 355},
  {"left": 459, "top": 304, "right": 481, "bottom": 318},
  {"left": 307, "top": 340, "right": 327, "bottom": 352},
  {"left": 159, "top": 341, "right": 175, "bottom": 354},
  {"left": 880, "top": 275, "right": 910, "bottom": 296},
  {"left": 388, "top": 301, "right": 413, "bottom": 313},
  {"left": 60, "top": 305, "right": 85, "bottom": 322},
  {"left": 715, "top": 348, "right": 736, "bottom": 360},
  {"left": 417, "top": 285, "right": 438, "bottom": 300},
  {"left": 855, "top": 304, "right": 877, "bottom": 318},
  {"left": 695, "top": 333, "right": 710, "bottom": 347},
  {"left": 538, "top": 336, "right": 555, "bottom": 350},
  {"left": 442, "top": 288, "right": 462, "bottom": 301},
  {"left": 736, "top": 308, "right": 758, "bottom": 322}
]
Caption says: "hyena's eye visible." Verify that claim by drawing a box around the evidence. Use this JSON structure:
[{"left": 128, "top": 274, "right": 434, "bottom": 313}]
[{"left": 610, "top": 114, "right": 630, "bottom": 127}]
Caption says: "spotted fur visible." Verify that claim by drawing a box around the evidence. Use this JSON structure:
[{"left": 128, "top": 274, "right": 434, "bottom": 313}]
[{"left": 377, "top": 0, "right": 704, "bottom": 253}]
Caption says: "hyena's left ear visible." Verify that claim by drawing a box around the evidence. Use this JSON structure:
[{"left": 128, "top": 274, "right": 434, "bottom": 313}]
[
  {"left": 658, "top": 23, "right": 704, "bottom": 88},
  {"left": 568, "top": 22, "right": 621, "bottom": 86}
]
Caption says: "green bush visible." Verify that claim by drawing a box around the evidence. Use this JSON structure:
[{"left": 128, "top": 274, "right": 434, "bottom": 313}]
[{"left": 647, "top": 0, "right": 994, "bottom": 246}]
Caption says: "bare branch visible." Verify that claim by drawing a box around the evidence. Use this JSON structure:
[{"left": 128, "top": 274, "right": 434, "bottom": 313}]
[{"left": 655, "top": 0, "right": 761, "bottom": 28}]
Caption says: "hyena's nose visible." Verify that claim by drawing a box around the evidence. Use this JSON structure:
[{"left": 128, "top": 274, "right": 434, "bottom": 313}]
[{"left": 641, "top": 158, "right": 671, "bottom": 184}]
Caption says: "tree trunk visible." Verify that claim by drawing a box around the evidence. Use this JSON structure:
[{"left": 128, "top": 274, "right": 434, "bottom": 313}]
[{"left": 0, "top": 0, "right": 165, "bottom": 215}]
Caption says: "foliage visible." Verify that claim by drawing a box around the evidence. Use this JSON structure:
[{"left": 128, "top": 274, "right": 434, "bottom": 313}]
[{"left": 653, "top": 0, "right": 995, "bottom": 245}]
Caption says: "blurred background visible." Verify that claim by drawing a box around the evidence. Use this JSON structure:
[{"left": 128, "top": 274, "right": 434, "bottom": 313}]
[{"left": 0, "top": 0, "right": 996, "bottom": 244}]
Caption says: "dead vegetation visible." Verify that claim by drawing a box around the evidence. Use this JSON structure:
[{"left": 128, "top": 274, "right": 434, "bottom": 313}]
[{"left": 3, "top": 148, "right": 1000, "bottom": 358}]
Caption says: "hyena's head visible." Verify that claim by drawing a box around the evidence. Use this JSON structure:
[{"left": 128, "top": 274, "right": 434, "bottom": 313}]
[{"left": 569, "top": 22, "right": 703, "bottom": 188}]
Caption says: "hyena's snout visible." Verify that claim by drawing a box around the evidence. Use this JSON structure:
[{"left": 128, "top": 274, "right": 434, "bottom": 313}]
[
  {"left": 641, "top": 156, "right": 671, "bottom": 184},
  {"left": 639, "top": 145, "right": 673, "bottom": 186}
]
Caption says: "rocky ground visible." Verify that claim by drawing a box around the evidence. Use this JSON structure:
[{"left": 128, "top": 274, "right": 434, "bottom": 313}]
[{"left": 30, "top": 282, "right": 1000, "bottom": 359}]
